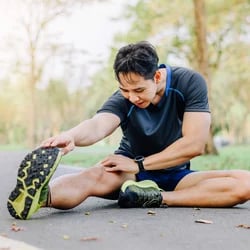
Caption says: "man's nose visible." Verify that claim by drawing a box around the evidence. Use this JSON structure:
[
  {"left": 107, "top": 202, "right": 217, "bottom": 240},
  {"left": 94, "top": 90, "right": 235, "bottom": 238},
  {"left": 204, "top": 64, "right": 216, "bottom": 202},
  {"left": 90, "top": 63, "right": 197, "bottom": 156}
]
[{"left": 128, "top": 93, "right": 139, "bottom": 103}]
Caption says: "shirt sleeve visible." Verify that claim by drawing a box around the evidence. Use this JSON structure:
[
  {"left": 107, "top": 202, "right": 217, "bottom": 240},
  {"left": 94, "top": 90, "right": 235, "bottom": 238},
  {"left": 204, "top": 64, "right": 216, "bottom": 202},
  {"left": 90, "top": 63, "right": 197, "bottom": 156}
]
[
  {"left": 96, "top": 90, "right": 130, "bottom": 123},
  {"left": 180, "top": 69, "right": 210, "bottom": 112}
]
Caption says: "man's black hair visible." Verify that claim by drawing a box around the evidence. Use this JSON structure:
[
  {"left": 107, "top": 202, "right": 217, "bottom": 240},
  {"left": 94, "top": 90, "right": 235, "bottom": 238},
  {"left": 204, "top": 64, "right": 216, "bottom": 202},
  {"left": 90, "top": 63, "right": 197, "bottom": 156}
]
[{"left": 113, "top": 41, "right": 159, "bottom": 82}]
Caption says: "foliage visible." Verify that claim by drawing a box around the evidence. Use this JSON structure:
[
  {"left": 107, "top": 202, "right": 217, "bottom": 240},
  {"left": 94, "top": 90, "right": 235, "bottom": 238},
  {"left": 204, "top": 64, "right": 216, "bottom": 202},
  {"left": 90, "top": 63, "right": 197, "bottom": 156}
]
[
  {"left": 0, "top": 143, "right": 249, "bottom": 170},
  {"left": 0, "top": 80, "right": 28, "bottom": 144},
  {"left": 191, "top": 145, "right": 250, "bottom": 170},
  {"left": 89, "top": 0, "right": 250, "bottom": 144},
  {"left": 86, "top": 48, "right": 119, "bottom": 117},
  {"left": 0, "top": 0, "right": 91, "bottom": 147},
  {"left": 0, "top": 78, "right": 88, "bottom": 145},
  {"left": 0, "top": 0, "right": 249, "bottom": 146},
  {"left": 35, "top": 79, "right": 89, "bottom": 142}
]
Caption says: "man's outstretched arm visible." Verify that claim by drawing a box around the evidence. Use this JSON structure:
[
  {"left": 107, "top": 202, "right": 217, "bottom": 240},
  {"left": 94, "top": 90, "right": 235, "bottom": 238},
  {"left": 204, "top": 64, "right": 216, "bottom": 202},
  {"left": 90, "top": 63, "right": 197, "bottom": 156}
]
[{"left": 41, "top": 112, "right": 120, "bottom": 155}]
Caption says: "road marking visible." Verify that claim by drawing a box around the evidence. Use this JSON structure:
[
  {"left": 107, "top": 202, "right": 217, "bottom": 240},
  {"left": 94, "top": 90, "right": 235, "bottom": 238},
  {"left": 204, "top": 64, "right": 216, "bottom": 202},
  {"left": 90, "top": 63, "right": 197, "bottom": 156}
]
[{"left": 0, "top": 236, "right": 41, "bottom": 250}]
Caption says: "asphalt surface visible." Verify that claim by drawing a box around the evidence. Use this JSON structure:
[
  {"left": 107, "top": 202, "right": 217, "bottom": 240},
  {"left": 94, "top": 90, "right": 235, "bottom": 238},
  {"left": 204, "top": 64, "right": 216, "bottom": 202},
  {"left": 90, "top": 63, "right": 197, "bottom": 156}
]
[{"left": 1, "top": 151, "right": 250, "bottom": 250}]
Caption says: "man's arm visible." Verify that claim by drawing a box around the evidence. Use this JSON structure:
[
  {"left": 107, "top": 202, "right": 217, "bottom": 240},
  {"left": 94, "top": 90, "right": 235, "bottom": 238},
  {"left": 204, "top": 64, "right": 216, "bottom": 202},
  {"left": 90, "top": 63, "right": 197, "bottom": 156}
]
[
  {"left": 143, "top": 112, "right": 211, "bottom": 170},
  {"left": 41, "top": 112, "right": 120, "bottom": 155},
  {"left": 102, "top": 112, "right": 210, "bottom": 174},
  {"left": 69, "top": 112, "right": 120, "bottom": 146}
]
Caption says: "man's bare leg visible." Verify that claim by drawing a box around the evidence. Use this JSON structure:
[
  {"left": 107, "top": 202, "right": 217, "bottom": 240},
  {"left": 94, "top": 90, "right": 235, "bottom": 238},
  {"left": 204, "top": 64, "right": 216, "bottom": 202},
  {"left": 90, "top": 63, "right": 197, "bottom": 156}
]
[
  {"left": 162, "top": 170, "right": 250, "bottom": 207},
  {"left": 49, "top": 165, "right": 135, "bottom": 209}
]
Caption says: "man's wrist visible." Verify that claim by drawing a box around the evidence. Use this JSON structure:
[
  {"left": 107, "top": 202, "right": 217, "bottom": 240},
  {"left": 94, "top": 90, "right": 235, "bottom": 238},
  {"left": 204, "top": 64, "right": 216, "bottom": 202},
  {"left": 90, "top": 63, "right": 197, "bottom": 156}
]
[{"left": 134, "top": 156, "right": 145, "bottom": 171}]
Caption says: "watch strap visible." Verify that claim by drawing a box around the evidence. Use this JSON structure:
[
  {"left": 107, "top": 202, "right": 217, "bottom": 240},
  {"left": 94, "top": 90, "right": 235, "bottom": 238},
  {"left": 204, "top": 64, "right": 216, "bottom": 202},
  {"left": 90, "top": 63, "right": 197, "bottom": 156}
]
[
  {"left": 138, "top": 161, "right": 145, "bottom": 171},
  {"left": 135, "top": 156, "right": 145, "bottom": 171}
]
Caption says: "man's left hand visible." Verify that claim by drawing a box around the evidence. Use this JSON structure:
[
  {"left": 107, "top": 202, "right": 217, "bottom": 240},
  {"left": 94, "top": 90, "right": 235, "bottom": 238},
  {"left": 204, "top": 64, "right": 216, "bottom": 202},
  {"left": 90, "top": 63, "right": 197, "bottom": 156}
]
[{"left": 101, "top": 154, "right": 139, "bottom": 174}]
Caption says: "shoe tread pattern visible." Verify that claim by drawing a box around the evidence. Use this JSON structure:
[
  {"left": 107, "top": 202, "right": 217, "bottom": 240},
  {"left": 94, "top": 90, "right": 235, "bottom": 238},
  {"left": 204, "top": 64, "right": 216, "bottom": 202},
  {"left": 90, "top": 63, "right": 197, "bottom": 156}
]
[{"left": 7, "top": 147, "right": 60, "bottom": 219}]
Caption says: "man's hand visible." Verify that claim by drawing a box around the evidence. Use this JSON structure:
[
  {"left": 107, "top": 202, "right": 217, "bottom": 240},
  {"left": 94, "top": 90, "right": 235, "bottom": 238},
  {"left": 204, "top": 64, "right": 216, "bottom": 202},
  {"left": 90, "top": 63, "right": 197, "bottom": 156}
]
[
  {"left": 101, "top": 154, "right": 139, "bottom": 174},
  {"left": 40, "top": 132, "right": 75, "bottom": 155}
]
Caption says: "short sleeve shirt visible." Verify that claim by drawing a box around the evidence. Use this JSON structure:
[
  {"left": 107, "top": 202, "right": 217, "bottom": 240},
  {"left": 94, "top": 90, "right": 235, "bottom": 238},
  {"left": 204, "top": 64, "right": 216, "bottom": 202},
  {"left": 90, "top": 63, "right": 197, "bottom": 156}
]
[{"left": 97, "top": 65, "right": 210, "bottom": 166}]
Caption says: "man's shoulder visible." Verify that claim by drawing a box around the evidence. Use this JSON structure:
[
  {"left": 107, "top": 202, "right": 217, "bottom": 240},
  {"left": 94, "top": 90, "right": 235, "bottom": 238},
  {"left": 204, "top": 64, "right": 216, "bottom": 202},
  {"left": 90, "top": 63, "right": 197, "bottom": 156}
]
[
  {"left": 171, "top": 66, "right": 200, "bottom": 78},
  {"left": 171, "top": 66, "right": 206, "bottom": 88},
  {"left": 108, "top": 90, "right": 131, "bottom": 106}
]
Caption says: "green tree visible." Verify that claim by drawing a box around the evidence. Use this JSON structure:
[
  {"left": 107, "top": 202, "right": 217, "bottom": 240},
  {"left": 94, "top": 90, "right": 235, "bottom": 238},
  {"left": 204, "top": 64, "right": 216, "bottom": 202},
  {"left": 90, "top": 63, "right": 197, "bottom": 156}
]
[
  {"left": 1, "top": 0, "right": 94, "bottom": 147},
  {"left": 0, "top": 79, "right": 28, "bottom": 145},
  {"left": 36, "top": 79, "right": 88, "bottom": 142},
  {"left": 193, "top": 0, "right": 218, "bottom": 154},
  {"left": 3, "top": 0, "right": 79, "bottom": 147},
  {"left": 89, "top": 0, "right": 250, "bottom": 148}
]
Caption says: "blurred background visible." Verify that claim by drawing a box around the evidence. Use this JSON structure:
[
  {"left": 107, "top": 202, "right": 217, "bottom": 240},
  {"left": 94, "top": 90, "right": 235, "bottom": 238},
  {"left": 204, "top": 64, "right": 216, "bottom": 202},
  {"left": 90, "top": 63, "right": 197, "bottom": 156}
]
[{"left": 0, "top": 0, "right": 249, "bottom": 165}]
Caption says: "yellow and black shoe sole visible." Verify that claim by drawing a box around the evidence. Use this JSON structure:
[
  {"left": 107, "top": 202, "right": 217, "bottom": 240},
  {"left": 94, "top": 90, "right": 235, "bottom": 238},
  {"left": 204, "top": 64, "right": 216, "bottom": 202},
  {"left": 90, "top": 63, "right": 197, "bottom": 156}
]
[{"left": 7, "top": 147, "right": 62, "bottom": 220}]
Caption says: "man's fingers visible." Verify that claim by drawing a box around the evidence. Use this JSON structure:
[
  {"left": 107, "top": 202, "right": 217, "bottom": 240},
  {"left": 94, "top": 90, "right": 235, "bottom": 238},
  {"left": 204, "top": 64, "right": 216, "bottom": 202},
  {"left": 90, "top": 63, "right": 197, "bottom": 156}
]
[
  {"left": 60, "top": 145, "right": 74, "bottom": 156},
  {"left": 104, "top": 166, "right": 119, "bottom": 172},
  {"left": 41, "top": 136, "right": 67, "bottom": 148},
  {"left": 40, "top": 138, "right": 55, "bottom": 147},
  {"left": 40, "top": 134, "right": 75, "bottom": 157}
]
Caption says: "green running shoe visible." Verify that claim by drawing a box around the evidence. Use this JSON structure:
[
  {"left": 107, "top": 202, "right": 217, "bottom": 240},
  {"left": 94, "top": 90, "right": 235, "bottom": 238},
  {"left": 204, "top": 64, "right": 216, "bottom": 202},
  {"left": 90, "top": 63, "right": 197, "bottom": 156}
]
[
  {"left": 118, "top": 180, "right": 163, "bottom": 208},
  {"left": 7, "top": 147, "right": 62, "bottom": 220}
]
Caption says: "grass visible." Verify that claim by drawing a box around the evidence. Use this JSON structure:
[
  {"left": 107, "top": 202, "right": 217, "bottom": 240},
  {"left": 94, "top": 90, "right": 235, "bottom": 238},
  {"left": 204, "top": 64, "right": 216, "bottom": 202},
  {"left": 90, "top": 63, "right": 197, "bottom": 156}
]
[
  {"left": 60, "top": 144, "right": 250, "bottom": 170},
  {"left": 60, "top": 144, "right": 116, "bottom": 167},
  {"left": 0, "top": 144, "right": 28, "bottom": 151},
  {"left": 1, "top": 143, "right": 249, "bottom": 170},
  {"left": 191, "top": 144, "right": 250, "bottom": 171}
]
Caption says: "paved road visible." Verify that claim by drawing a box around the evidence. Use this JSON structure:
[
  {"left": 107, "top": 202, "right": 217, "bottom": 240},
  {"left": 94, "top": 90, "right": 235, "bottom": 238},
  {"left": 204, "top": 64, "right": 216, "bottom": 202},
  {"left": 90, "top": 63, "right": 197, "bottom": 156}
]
[{"left": 0, "top": 151, "right": 250, "bottom": 250}]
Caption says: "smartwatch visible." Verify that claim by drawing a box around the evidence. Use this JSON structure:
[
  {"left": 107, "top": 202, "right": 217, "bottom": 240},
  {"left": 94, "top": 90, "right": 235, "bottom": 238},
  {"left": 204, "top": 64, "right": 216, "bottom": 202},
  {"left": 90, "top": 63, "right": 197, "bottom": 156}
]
[{"left": 134, "top": 156, "right": 145, "bottom": 171}]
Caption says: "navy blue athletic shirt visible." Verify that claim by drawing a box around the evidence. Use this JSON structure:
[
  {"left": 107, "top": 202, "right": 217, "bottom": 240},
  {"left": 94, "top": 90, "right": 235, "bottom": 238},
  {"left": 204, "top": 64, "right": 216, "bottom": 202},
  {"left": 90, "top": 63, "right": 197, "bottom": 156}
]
[{"left": 97, "top": 65, "right": 210, "bottom": 169}]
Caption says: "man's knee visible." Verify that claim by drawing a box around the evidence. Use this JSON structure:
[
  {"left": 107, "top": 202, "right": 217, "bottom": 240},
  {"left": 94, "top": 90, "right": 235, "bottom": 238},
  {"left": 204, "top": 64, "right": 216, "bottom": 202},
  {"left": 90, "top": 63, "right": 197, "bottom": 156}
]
[
  {"left": 82, "top": 165, "right": 123, "bottom": 184},
  {"left": 231, "top": 170, "right": 250, "bottom": 203},
  {"left": 81, "top": 165, "right": 106, "bottom": 183},
  {"left": 81, "top": 165, "right": 127, "bottom": 191}
]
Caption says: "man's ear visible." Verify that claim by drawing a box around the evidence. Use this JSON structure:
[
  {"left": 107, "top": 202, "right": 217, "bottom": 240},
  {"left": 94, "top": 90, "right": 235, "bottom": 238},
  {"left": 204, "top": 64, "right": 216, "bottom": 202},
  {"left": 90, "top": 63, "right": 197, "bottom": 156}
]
[{"left": 154, "top": 70, "right": 161, "bottom": 83}]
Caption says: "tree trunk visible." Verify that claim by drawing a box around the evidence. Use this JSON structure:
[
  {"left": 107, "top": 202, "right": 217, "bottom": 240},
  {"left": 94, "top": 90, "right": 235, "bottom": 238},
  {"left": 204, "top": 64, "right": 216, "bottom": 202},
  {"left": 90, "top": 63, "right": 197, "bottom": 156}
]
[{"left": 193, "top": 0, "right": 218, "bottom": 154}]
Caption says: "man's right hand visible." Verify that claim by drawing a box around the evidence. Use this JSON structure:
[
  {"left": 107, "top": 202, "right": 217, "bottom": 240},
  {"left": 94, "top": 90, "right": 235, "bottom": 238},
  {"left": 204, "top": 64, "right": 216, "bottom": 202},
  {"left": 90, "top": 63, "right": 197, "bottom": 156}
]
[{"left": 40, "top": 132, "right": 75, "bottom": 155}]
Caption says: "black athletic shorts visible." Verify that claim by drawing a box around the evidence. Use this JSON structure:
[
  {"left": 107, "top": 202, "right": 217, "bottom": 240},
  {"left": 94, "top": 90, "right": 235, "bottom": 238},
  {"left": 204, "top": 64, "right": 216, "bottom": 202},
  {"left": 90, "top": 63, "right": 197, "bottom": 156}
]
[{"left": 136, "top": 166, "right": 195, "bottom": 191}]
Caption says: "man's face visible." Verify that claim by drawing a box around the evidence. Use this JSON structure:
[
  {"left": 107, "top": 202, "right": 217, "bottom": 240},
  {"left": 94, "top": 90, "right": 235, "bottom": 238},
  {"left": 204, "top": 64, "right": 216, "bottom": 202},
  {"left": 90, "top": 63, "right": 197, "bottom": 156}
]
[{"left": 118, "top": 72, "right": 158, "bottom": 108}]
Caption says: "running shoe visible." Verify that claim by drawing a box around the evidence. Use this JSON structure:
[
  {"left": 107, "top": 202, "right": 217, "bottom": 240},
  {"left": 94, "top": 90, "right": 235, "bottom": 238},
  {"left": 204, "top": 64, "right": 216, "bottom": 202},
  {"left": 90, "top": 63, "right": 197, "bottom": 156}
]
[
  {"left": 7, "top": 147, "right": 62, "bottom": 219},
  {"left": 118, "top": 180, "right": 163, "bottom": 208}
]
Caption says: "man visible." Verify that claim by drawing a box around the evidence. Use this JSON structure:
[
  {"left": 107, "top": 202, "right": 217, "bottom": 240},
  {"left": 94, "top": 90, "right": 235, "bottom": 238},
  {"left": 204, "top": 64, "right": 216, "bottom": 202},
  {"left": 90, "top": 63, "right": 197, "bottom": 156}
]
[{"left": 7, "top": 41, "right": 250, "bottom": 220}]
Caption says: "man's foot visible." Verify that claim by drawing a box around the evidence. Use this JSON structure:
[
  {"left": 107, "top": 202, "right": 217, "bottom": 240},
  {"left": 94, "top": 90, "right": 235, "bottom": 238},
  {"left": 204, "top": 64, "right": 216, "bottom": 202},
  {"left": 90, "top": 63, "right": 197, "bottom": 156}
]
[
  {"left": 118, "top": 180, "right": 163, "bottom": 208},
  {"left": 7, "top": 147, "right": 62, "bottom": 220}
]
